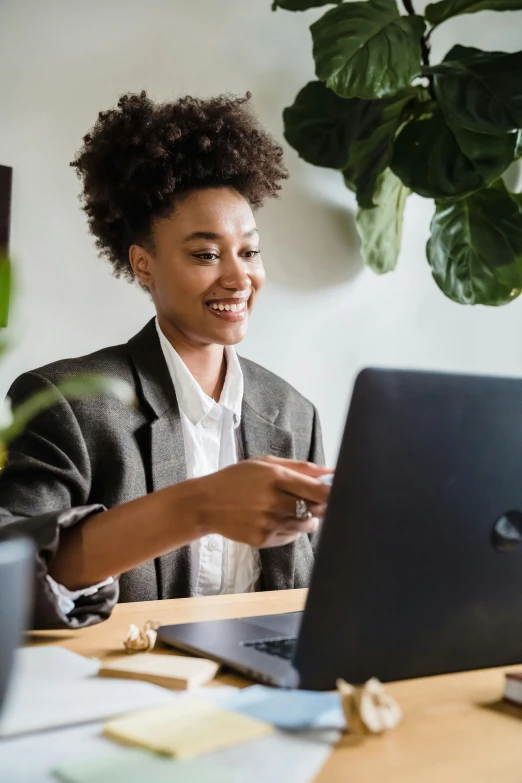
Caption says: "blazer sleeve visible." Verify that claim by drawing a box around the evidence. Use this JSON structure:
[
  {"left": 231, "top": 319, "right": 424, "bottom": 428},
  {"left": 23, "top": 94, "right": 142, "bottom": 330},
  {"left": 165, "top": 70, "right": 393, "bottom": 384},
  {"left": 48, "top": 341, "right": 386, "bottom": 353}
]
[
  {"left": 0, "top": 371, "right": 119, "bottom": 630},
  {"left": 307, "top": 404, "right": 326, "bottom": 554},
  {"left": 307, "top": 404, "right": 325, "bottom": 467}
]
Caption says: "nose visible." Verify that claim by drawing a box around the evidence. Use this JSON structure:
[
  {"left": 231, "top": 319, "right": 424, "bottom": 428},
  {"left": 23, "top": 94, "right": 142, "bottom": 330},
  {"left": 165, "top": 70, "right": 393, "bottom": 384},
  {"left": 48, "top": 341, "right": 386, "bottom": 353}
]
[{"left": 220, "top": 252, "right": 252, "bottom": 291}]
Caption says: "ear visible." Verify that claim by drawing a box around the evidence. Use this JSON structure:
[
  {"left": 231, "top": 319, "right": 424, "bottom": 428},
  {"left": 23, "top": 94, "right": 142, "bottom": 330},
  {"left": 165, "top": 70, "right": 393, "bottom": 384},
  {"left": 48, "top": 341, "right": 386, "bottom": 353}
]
[{"left": 129, "top": 244, "right": 154, "bottom": 288}]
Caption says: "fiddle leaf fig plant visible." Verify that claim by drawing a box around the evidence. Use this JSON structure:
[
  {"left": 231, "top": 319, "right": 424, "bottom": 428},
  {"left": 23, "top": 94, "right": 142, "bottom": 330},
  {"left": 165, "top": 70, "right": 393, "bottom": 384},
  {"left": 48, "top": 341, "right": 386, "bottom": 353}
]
[
  {"left": 0, "top": 254, "right": 135, "bottom": 466},
  {"left": 275, "top": 0, "right": 522, "bottom": 305},
  {"left": 424, "top": 0, "right": 522, "bottom": 26}
]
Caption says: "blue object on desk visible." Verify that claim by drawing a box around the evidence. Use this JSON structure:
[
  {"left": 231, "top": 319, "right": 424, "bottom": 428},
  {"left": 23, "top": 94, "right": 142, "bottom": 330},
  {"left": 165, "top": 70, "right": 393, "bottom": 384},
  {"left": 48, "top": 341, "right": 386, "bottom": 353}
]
[{"left": 223, "top": 685, "right": 346, "bottom": 731}]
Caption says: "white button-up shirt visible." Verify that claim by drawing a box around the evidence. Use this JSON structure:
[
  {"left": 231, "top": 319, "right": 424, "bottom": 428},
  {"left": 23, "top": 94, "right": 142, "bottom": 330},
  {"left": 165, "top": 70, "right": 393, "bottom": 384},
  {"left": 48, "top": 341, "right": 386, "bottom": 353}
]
[
  {"left": 156, "top": 319, "right": 261, "bottom": 596},
  {"left": 47, "top": 321, "right": 262, "bottom": 616}
]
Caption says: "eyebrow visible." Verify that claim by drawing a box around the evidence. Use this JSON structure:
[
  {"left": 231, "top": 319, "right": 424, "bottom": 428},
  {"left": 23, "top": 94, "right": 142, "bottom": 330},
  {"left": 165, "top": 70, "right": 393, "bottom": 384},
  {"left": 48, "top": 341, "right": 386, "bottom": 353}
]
[{"left": 182, "top": 228, "right": 259, "bottom": 243}]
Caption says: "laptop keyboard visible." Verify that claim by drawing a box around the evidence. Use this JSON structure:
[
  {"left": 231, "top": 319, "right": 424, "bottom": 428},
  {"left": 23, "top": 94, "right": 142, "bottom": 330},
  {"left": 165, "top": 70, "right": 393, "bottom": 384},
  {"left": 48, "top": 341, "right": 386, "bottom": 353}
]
[{"left": 243, "top": 636, "right": 297, "bottom": 661}]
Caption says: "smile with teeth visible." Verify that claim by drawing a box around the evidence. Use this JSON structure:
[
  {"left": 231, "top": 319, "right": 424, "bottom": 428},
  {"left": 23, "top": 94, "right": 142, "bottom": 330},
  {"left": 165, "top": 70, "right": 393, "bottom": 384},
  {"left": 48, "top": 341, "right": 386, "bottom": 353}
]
[{"left": 207, "top": 301, "right": 247, "bottom": 312}]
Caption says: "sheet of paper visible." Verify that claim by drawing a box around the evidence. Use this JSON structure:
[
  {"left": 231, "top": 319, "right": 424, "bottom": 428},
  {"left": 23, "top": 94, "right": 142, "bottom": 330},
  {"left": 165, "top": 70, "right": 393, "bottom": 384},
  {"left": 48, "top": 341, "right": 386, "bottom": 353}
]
[
  {"left": 7, "top": 646, "right": 100, "bottom": 683},
  {"left": 0, "top": 647, "right": 174, "bottom": 738},
  {"left": 210, "top": 729, "right": 339, "bottom": 783},
  {"left": 0, "top": 688, "right": 337, "bottom": 783},
  {"left": 223, "top": 685, "right": 346, "bottom": 730},
  {"left": 54, "top": 749, "right": 234, "bottom": 783},
  {"left": 103, "top": 696, "right": 273, "bottom": 758}
]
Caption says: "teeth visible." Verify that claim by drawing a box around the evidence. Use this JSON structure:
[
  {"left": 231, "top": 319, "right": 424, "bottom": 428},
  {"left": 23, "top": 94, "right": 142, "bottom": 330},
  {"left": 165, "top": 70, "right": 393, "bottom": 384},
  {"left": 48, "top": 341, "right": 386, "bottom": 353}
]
[{"left": 209, "top": 301, "right": 247, "bottom": 312}]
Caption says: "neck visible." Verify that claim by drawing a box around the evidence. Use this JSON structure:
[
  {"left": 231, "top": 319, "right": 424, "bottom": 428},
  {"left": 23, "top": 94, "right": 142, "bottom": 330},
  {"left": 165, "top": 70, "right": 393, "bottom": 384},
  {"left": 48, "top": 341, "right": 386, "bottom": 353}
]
[{"left": 157, "top": 315, "right": 227, "bottom": 401}]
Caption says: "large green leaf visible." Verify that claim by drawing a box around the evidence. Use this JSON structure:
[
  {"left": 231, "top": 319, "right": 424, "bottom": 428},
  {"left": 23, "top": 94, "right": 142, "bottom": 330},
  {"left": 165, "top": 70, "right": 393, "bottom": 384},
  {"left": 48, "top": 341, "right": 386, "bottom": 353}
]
[
  {"left": 344, "top": 90, "right": 416, "bottom": 207},
  {"left": 283, "top": 81, "right": 382, "bottom": 170},
  {"left": 427, "top": 181, "right": 522, "bottom": 305},
  {"left": 311, "top": 0, "right": 426, "bottom": 100},
  {"left": 272, "top": 0, "right": 342, "bottom": 9},
  {"left": 511, "top": 190, "right": 522, "bottom": 208},
  {"left": 425, "top": 46, "right": 522, "bottom": 135},
  {"left": 391, "top": 107, "right": 517, "bottom": 199},
  {"left": 0, "top": 254, "right": 11, "bottom": 329},
  {"left": 425, "top": 0, "right": 522, "bottom": 27},
  {"left": 283, "top": 81, "right": 416, "bottom": 206},
  {"left": 356, "top": 169, "right": 409, "bottom": 273}
]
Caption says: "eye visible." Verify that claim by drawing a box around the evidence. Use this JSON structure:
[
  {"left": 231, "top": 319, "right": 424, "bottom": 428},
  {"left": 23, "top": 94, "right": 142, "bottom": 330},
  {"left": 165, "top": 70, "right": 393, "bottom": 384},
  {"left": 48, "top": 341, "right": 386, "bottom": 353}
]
[
  {"left": 194, "top": 252, "right": 219, "bottom": 262},
  {"left": 243, "top": 250, "right": 261, "bottom": 260}
]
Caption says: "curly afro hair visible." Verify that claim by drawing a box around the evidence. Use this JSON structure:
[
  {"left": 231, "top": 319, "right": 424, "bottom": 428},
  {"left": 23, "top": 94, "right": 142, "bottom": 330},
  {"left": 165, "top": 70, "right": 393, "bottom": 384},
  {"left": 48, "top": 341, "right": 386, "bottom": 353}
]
[{"left": 71, "top": 91, "right": 289, "bottom": 282}]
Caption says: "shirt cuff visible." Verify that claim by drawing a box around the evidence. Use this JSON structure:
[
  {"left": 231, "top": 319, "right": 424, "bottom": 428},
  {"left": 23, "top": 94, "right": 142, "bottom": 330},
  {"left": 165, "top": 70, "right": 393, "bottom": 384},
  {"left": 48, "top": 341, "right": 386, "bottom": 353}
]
[{"left": 46, "top": 575, "right": 115, "bottom": 617}]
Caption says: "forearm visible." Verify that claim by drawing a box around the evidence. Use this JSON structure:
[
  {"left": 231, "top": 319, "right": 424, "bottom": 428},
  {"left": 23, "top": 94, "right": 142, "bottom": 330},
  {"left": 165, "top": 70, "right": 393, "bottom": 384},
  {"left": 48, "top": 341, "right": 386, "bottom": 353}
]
[{"left": 48, "top": 480, "right": 205, "bottom": 590}]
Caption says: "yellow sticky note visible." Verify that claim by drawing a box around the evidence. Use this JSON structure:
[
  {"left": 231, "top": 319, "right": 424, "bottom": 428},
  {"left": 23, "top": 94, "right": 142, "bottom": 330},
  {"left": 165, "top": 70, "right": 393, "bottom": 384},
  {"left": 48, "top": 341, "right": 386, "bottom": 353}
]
[{"left": 103, "top": 697, "right": 273, "bottom": 758}]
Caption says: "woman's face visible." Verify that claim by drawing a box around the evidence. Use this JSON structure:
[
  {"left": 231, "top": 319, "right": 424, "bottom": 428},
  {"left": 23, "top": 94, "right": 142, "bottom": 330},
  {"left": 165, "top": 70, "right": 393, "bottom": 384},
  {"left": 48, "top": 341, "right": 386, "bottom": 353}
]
[{"left": 130, "top": 187, "right": 265, "bottom": 347}]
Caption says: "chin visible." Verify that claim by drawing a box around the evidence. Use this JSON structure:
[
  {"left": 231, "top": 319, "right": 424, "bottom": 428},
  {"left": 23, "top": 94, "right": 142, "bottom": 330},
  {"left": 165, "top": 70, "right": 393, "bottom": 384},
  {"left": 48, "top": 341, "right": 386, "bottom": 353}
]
[{"left": 210, "top": 325, "right": 248, "bottom": 346}]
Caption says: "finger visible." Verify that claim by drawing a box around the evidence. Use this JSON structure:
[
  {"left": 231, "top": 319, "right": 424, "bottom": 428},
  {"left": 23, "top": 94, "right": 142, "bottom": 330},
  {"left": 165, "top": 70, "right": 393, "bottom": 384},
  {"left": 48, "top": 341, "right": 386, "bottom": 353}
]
[
  {"left": 256, "top": 513, "right": 320, "bottom": 548},
  {"left": 260, "top": 455, "right": 334, "bottom": 479},
  {"left": 276, "top": 517, "right": 320, "bottom": 535},
  {"left": 258, "top": 531, "right": 301, "bottom": 549},
  {"left": 272, "top": 467, "right": 331, "bottom": 505},
  {"left": 260, "top": 517, "right": 320, "bottom": 548},
  {"left": 270, "top": 491, "right": 326, "bottom": 520}
]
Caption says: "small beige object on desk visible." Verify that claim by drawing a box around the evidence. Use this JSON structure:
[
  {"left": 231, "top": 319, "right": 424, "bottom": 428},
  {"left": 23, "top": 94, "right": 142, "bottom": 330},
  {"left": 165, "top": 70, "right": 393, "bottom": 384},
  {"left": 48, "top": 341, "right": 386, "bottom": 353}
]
[
  {"left": 123, "top": 621, "right": 159, "bottom": 652},
  {"left": 337, "top": 677, "right": 402, "bottom": 739},
  {"left": 99, "top": 652, "right": 219, "bottom": 690}
]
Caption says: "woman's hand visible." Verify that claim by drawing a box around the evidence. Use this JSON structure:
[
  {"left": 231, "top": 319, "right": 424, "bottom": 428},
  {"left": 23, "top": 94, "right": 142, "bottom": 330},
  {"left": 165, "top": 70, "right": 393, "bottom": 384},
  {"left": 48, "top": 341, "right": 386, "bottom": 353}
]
[
  {"left": 190, "top": 456, "right": 333, "bottom": 548},
  {"left": 49, "top": 457, "right": 332, "bottom": 590}
]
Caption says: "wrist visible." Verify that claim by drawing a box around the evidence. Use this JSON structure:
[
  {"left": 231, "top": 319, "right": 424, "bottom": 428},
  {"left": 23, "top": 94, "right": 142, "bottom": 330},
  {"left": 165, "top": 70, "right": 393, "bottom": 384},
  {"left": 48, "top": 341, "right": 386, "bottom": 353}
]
[{"left": 162, "top": 477, "right": 213, "bottom": 543}]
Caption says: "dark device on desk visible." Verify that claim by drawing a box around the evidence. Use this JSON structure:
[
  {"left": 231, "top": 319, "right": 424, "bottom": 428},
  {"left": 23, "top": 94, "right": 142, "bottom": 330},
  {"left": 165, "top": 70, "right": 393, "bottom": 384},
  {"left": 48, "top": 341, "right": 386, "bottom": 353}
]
[
  {"left": 0, "top": 538, "right": 33, "bottom": 711},
  {"left": 158, "top": 368, "right": 522, "bottom": 689}
]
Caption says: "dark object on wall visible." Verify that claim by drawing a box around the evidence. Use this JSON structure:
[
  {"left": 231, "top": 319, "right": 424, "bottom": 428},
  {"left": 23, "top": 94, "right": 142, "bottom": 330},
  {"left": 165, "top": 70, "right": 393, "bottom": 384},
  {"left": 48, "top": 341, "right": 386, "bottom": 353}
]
[
  {"left": 0, "top": 165, "right": 12, "bottom": 252},
  {"left": 0, "top": 167, "right": 12, "bottom": 328},
  {"left": 0, "top": 538, "right": 34, "bottom": 714},
  {"left": 274, "top": 0, "right": 522, "bottom": 307}
]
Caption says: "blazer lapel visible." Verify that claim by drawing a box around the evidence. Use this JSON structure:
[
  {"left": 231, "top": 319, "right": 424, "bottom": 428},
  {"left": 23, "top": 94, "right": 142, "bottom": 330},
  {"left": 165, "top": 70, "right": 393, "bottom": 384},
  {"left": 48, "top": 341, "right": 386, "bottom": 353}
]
[
  {"left": 150, "top": 412, "right": 193, "bottom": 599},
  {"left": 128, "top": 319, "right": 193, "bottom": 598},
  {"left": 240, "top": 360, "right": 297, "bottom": 591},
  {"left": 240, "top": 401, "right": 294, "bottom": 461}
]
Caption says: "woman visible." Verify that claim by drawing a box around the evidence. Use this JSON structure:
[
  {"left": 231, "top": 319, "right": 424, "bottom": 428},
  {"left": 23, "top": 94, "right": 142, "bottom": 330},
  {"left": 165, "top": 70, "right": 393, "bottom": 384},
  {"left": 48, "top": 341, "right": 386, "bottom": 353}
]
[{"left": 0, "top": 92, "right": 330, "bottom": 630}]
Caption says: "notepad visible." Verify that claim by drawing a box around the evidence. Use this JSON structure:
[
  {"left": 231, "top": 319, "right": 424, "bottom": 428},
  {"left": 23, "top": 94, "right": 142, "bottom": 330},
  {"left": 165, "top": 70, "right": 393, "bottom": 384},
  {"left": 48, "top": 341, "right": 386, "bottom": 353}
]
[
  {"left": 99, "top": 653, "right": 219, "bottom": 690},
  {"left": 54, "top": 749, "right": 234, "bottom": 783},
  {"left": 223, "top": 685, "right": 346, "bottom": 730},
  {"left": 103, "top": 697, "right": 273, "bottom": 758}
]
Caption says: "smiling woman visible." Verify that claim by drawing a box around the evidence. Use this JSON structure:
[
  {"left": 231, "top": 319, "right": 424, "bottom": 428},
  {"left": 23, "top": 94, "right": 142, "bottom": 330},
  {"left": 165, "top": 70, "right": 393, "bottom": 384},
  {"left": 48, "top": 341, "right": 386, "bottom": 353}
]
[
  {"left": 0, "top": 91, "right": 331, "bottom": 630},
  {"left": 130, "top": 188, "right": 265, "bottom": 358}
]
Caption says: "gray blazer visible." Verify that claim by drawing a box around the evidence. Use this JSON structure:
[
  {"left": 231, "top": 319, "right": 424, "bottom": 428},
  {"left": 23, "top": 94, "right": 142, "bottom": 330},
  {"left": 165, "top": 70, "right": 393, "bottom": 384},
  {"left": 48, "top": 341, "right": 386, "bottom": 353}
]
[{"left": 0, "top": 318, "right": 324, "bottom": 630}]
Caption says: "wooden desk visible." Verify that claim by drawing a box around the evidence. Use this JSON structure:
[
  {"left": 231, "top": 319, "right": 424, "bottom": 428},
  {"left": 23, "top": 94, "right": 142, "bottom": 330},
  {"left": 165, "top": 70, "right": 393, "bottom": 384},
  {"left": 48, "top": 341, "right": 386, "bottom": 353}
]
[{"left": 28, "top": 589, "right": 522, "bottom": 783}]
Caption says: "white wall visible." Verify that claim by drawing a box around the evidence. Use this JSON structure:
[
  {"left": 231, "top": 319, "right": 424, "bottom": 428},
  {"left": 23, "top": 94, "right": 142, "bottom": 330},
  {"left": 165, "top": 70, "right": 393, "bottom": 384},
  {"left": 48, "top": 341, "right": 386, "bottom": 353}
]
[{"left": 0, "top": 0, "right": 521, "bottom": 463}]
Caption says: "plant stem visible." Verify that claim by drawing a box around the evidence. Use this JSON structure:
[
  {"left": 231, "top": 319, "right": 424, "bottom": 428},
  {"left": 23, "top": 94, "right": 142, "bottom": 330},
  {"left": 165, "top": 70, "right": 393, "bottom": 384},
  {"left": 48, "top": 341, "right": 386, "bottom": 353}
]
[
  {"left": 419, "top": 36, "right": 432, "bottom": 70},
  {"left": 402, "top": 0, "right": 434, "bottom": 95}
]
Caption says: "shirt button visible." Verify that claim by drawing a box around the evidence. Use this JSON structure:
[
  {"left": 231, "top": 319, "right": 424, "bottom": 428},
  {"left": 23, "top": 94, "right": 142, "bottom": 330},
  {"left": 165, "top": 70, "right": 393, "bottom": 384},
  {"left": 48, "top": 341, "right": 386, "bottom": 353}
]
[
  {"left": 202, "top": 418, "right": 213, "bottom": 428},
  {"left": 207, "top": 538, "right": 216, "bottom": 551}
]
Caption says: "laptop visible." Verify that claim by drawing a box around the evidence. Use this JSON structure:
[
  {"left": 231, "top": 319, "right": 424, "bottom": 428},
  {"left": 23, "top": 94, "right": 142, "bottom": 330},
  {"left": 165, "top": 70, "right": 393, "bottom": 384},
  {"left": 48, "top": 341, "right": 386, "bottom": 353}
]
[{"left": 158, "top": 368, "right": 522, "bottom": 690}]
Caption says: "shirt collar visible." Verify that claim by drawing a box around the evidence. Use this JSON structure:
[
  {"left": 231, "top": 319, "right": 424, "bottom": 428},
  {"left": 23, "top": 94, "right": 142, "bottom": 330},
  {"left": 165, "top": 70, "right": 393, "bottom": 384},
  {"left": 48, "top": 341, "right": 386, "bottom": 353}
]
[{"left": 155, "top": 318, "right": 243, "bottom": 428}]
